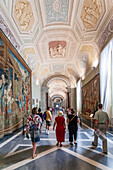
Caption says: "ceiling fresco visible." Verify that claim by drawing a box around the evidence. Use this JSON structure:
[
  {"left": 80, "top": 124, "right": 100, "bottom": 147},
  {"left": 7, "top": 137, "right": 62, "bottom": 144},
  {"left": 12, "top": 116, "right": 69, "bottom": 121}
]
[
  {"left": 49, "top": 41, "right": 66, "bottom": 58},
  {"left": 0, "top": 0, "right": 113, "bottom": 99},
  {"left": 45, "top": 0, "right": 69, "bottom": 23},
  {"left": 14, "top": 0, "right": 35, "bottom": 31},
  {"left": 80, "top": 0, "right": 104, "bottom": 30}
]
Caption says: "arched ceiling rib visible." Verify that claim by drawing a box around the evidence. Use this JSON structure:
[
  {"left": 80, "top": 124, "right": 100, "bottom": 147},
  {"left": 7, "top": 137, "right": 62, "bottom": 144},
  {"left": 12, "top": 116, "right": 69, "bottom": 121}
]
[{"left": 42, "top": 75, "right": 71, "bottom": 87}]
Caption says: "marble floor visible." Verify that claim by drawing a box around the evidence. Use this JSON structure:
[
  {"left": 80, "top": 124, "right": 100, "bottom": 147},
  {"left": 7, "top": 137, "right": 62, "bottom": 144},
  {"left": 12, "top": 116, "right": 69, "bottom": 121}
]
[{"left": 0, "top": 115, "right": 113, "bottom": 170}]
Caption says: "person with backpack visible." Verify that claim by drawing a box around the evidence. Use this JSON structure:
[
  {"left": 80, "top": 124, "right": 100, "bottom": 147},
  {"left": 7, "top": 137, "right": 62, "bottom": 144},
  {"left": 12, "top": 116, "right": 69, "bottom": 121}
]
[
  {"left": 43, "top": 110, "right": 47, "bottom": 120},
  {"left": 26, "top": 107, "right": 42, "bottom": 159}
]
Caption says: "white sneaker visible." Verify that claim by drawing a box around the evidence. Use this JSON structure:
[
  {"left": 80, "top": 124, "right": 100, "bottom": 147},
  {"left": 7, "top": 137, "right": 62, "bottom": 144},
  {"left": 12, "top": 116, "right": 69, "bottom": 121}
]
[
  {"left": 47, "top": 131, "right": 49, "bottom": 135},
  {"left": 46, "top": 129, "right": 48, "bottom": 134}
]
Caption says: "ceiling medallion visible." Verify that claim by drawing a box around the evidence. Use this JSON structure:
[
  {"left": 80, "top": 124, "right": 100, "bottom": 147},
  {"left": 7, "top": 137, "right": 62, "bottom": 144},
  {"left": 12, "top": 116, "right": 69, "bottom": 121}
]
[
  {"left": 53, "top": 0, "right": 61, "bottom": 12},
  {"left": 49, "top": 41, "right": 66, "bottom": 58}
]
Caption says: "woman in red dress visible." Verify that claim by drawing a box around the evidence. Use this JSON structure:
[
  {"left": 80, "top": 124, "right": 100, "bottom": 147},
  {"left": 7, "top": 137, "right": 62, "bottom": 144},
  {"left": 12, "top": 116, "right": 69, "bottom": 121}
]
[{"left": 53, "top": 110, "right": 66, "bottom": 147}]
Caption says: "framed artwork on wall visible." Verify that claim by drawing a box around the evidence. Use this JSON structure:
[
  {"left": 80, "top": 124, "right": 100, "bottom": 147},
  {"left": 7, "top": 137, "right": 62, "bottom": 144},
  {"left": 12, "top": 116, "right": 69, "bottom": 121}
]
[
  {"left": 0, "top": 29, "right": 32, "bottom": 138},
  {"left": 82, "top": 74, "right": 100, "bottom": 119}
]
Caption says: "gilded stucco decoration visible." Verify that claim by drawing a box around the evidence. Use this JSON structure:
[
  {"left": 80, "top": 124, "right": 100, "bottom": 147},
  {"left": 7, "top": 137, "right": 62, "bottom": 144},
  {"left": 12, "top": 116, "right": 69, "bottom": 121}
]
[
  {"left": 80, "top": 45, "right": 94, "bottom": 62},
  {"left": 45, "top": 0, "right": 69, "bottom": 23},
  {"left": 23, "top": 47, "right": 35, "bottom": 61},
  {"left": 67, "top": 68, "right": 75, "bottom": 75},
  {"left": 41, "top": 68, "right": 48, "bottom": 75},
  {"left": 14, "top": 0, "right": 34, "bottom": 31},
  {"left": 49, "top": 41, "right": 66, "bottom": 58},
  {"left": 97, "top": 16, "right": 113, "bottom": 51},
  {"left": 81, "top": 0, "right": 103, "bottom": 29}
]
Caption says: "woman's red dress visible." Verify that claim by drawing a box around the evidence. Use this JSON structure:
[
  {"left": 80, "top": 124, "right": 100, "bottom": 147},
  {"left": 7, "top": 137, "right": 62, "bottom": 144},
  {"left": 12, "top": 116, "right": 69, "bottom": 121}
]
[{"left": 55, "top": 116, "right": 65, "bottom": 142}]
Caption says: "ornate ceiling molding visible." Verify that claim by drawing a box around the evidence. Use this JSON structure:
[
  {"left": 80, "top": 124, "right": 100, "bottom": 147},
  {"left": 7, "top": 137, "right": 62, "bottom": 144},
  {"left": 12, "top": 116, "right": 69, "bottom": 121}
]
[
  {"left": 97, "top": 16, "right": 113, "bottom": 51},
  {"left": 0, "top": 14, "right": 20, "bottom": 50}
]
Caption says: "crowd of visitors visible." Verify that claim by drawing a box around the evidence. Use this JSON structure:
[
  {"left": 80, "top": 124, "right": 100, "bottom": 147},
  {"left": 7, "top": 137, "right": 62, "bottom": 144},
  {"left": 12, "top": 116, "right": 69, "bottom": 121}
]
[{"left": 26, "top": 104, "right": 109, "bottom": 158}]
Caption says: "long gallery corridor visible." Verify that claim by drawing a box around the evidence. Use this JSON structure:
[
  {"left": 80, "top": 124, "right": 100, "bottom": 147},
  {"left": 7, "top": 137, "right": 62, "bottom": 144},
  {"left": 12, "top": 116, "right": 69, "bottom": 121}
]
[
  {"left": 0, "top": 113, "right": 113, "bottom": 170},
  {"left": 0, "top": 0, "right": 113, "bottom": 169}
]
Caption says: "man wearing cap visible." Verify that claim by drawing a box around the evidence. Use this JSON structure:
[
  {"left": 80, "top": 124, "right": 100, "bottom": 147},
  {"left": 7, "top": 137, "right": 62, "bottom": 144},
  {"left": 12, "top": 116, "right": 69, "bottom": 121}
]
[{"left": 92, "top": 103, "right": 109, "bottom": 154}]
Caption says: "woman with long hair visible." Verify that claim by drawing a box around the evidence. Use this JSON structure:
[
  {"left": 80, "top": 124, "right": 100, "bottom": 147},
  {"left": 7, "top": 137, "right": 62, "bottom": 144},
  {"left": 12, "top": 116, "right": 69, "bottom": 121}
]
[{"left": 26, "top": 107, "right": 42, "bottom": 158}]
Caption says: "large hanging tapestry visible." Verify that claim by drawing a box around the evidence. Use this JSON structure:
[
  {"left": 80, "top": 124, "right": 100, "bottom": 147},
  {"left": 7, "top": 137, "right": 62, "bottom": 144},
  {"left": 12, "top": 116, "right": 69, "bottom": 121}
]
[
  {"left": 82, "top": 74, "right": 100, "bottom": 119},
  {"left": 0, "top": 29, "right": 31, "bottom": 138}
]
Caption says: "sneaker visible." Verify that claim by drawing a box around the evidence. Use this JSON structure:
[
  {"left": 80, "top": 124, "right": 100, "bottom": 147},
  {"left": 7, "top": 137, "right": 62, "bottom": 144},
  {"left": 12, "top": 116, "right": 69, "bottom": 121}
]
[
  {"left": 47, "top": 131, "right": 49, "bottom": 135},
  {"left": 46, "top": 129, "right": 48, "bottom": 134}
]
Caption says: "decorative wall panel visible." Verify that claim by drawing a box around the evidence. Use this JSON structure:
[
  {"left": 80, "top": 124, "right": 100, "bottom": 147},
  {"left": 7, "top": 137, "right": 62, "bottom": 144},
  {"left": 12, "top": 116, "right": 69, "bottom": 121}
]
[
  {"left": 82, "top": 74, "right": 100, "bottom": 119},
  {"left": 0, "top": 29, "right": 31, "bottom": 138}
]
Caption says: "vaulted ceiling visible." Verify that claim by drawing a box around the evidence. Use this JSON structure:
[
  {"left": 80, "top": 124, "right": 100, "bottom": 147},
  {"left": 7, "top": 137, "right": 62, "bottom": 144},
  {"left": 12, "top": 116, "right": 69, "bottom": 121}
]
[{"left": 0, "top": 0, "right": 113, "bottom": 99}]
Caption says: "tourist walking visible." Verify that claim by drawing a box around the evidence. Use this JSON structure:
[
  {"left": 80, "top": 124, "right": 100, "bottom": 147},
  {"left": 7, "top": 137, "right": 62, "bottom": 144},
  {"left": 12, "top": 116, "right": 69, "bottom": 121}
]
[
  {"left": 67, "top": 109, "right": 79, "bottom": 146},
  {"left": 92, "top": 103, "right": 109, "bottom": 154},
  {"left": 26, "top": 107, "right": 42, "bottom": 158},
  {"left": 37, "top": 108, "right": 43, "bottom": 132},
  {"left": 53, "top": 110, "right": 66, "bottom": 147},
  {"left": 46, "top": 107, "right": 52, "bottom": 135}
]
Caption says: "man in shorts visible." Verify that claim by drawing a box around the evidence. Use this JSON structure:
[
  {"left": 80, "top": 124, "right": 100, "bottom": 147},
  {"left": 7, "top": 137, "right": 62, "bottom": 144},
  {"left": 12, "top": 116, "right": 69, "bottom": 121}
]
[{"left": 46, "top": 107, "right": 52, "bottom": 135}]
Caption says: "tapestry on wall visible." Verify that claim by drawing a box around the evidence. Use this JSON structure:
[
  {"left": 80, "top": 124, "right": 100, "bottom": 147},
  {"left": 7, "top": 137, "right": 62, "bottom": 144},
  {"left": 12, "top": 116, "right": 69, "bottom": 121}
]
[
  {"left": 82, "top": 74, "right": 100, "bottom": 117},
  {"left": 0, "top": 30, "right": 31, "bottom": 138}
]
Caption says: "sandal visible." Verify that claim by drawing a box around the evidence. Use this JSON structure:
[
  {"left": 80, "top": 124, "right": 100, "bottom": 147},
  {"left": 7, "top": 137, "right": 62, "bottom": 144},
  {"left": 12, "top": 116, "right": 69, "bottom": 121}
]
[{"left": 32, "top": 154, "right": 37, "bottom": 159}]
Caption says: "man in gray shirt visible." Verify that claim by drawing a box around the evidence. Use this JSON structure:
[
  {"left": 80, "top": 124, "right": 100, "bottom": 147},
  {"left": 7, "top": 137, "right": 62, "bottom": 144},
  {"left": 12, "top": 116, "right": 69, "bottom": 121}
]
[{"left": 92, "top": 103, "right": 109, "bottom": 154}]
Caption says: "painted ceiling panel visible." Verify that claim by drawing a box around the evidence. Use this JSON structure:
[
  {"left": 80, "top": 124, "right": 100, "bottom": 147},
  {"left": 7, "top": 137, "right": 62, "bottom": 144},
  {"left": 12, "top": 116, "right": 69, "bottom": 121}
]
[
  {"left": 14, "top": 0, "right": 35, "bottom": 31},
  {"left": 45, "top": 0, "right": 69, "bottom": 23},
  {"left": 80, "top": 0, "right": 103, "bottom": 29}
]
